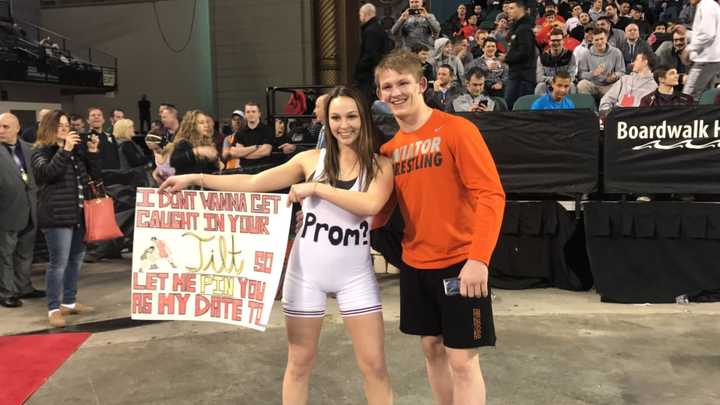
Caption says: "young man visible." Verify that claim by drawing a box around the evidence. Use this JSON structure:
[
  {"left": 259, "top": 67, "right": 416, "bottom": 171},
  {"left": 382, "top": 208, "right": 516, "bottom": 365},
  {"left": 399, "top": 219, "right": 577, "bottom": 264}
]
[
  {"left": 426, "top": 64, "right": 463, "bottom": 111},
  {"left": 639, "top": 66, "right": 695, "bottom": 106},
  {"left": 599, "top": 51, "right": 657, "bottom": 114},
  {"left": 531, "top": 71, "right": 576, "bottom": 109},
  {"left": 222, "top": 102, "right": 273, "bottom": 173},
  {"left": 465, "top": 38, "right": 509, "bottom": 97},
  {"left": 412, "top": 44, "right": 436, "bottom": 84},
  {"left": 374, "top": 49, "right": 505, "bottom": 405},
  {"left": 535, "top": 28, "right": 578, "bottom": 95},
  {"left": 504, "top": 0, "right": 538, "bottom": 109},
  {"left": 577, "top": 28, "right": 626, "bottom": 97},
  {"left": 451, "top": 68, "right": 498, "bottom": 112}
]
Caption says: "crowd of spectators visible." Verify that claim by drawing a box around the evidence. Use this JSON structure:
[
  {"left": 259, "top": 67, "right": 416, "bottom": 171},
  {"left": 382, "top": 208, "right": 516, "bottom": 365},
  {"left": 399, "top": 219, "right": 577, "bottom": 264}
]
[{"left": 382, "top": 0, "right": 720, "bottom": 112}]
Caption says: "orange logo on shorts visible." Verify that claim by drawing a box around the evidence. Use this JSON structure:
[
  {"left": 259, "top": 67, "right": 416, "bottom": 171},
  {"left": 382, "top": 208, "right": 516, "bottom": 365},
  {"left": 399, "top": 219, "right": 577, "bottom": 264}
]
[{"left": 473, "top": 308, "right": 482, "bottom": 340}]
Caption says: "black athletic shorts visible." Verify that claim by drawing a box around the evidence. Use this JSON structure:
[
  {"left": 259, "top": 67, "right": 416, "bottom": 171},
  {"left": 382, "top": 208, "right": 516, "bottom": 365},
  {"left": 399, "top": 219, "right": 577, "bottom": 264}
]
[{"left": 399, "top": 260, "right": 496, "bottom": 349}]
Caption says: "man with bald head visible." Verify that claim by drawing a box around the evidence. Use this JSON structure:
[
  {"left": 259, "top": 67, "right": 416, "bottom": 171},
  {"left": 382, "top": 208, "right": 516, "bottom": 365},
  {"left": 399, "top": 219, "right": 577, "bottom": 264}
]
[
  {"left": 21, "top": 108, "right": 52, "bottom": 144},
  {"left": 619, "top": 23, "right": 652, "bottom": 72},
  {"left": 313, "top": 93, "right": 330, "bottom": 149},
  {"left": 354, "top": 3, "right": 392, "bottom": 103},
  {"left": 0, "top": 112, "right": 43, "bottom": 308}
]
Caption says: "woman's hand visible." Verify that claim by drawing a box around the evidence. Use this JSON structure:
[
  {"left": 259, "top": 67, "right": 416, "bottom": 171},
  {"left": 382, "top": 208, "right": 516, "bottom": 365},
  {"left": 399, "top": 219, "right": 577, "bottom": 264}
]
[
  {"left": 86, "top": 134, "right": 100, "bottom": 153},
  {"left": 63, "top": 131, "right": 81, "bottom": 152},
  {"left": 287, "top": 182, "right": 317, "bottom": 206},
  {"left": 158, "top": 174, "right": 197, "bottom": 193}
]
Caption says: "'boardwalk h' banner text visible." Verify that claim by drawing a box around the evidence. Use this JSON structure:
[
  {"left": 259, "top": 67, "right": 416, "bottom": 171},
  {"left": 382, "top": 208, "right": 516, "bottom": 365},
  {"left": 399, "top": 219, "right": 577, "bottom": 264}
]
[{"left": 130, "top": 188, "right": 292, "bottom": 331}]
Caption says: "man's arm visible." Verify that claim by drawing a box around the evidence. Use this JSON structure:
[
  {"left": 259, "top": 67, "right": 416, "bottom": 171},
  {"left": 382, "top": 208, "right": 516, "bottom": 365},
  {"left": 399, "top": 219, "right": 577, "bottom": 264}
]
[
  {"left": 686, "top": 4, "right": 719, "bottom": 58},
  {"left": 426, "top": 13, "right": 441, "bottom": 36},
  {"left": 567, "top": 54, "right": 578, "bottom": 79},
  {"left": 536, "top": 56, "right": 550, "bottom": 83},
  {"left": 448, "top": 119, "right": 505, "bottom": 266},
  {"left": 599, "top": 78, "right": 623, "bottom": 112},
  {"left": 390, "top": 17, "right": 405, "bottom": 36},
  {"left": 244, "top": 144, "right": 272, "bottom": 159}
]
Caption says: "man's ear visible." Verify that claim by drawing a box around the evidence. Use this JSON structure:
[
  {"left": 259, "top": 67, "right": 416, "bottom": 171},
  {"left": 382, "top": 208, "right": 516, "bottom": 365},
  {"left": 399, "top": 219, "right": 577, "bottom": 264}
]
[{"left": 419, "top": 76, "right": 429, "bottom": 93}]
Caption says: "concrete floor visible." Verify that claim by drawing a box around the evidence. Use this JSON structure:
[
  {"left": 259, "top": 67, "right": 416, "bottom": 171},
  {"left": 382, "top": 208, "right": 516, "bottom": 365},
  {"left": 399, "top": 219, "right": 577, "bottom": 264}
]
[{"left": 2, "top": 257, "right": 720, "bottom": 405}]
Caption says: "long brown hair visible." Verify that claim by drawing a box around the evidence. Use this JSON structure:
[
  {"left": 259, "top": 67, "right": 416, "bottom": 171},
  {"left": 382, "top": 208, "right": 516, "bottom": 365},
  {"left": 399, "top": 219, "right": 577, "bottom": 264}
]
[
  {"left": 173, "top": 110, "right": 214, "bottom": 147},
  {"left": 319, "top": 86, "right": 380, "bottom": 191},
  {"left": 34, "top": 110, "right": 69, "bottom": 148}
]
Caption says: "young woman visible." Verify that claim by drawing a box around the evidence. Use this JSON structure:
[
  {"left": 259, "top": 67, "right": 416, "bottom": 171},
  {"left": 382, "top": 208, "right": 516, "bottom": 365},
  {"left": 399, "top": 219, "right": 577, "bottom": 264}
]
[
  {"left": 168, "top": 110, "right": 220, "bottom": 176},
  {"left": 160, "top": 86, "right": 395, "bottom": 405},
  {"left": 31, "top": 110, "right": 102, "bottom": 328}
]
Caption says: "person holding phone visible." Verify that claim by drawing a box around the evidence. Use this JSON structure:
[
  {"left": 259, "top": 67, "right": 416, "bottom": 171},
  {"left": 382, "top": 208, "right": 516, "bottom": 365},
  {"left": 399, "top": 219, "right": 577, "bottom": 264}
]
[
  {"left": 391, "top": 0, "right": 441, "bottom": 50},
  {"left": 451, "top": 68, "right": 498, "bottom": 112},
  {"left": 31, "top": 110, "right": 103, "bottom": 328}
]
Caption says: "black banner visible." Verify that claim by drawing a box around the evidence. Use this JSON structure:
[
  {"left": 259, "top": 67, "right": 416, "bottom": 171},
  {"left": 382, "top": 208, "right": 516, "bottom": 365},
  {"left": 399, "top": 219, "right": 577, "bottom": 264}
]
[
  {"left": 604, "top": 105, "right": 720, "bottom": 194},
  {"left": 460, "top": 110, "right": 600, "bottom": 194}
]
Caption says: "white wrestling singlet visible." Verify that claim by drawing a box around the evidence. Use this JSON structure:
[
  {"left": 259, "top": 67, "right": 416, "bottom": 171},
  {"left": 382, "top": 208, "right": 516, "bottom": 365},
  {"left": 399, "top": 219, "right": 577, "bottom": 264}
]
[{"left": 282, "top": 149, "right": 382, "bottom": 318}]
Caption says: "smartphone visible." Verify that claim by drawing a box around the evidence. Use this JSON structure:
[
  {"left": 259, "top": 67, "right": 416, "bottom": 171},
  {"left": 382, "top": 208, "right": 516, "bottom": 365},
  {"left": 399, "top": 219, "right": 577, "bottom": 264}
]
[
  {"left": 443, "top": 278, "right": 460, "bottom": 296},
  {"left": 409, "top": 8, "right": 421, "bottom": 15},
  {"left": 478, "top": 100, "right": 489, "bottom": 107}
]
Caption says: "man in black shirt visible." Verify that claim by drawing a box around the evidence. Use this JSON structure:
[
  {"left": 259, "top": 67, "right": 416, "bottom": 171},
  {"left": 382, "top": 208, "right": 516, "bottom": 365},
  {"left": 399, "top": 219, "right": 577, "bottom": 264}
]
[
  {"left": 225, "top": 102, "right": 273, "bottom": 173},
  {"left": 504, "top": 0, "right": 537, "bottom": 109},
  {"left": 88, "top": 107, "right": 120, "bottom": 172},
  {"left": 84, "top": 107, "right": 123, "bottom": 262}
]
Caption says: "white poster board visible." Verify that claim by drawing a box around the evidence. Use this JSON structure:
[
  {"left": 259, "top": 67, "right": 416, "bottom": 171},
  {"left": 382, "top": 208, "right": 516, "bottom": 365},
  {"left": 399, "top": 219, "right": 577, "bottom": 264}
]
[{"left": 130, "top": 188, "right": 292, "bottom": 331}]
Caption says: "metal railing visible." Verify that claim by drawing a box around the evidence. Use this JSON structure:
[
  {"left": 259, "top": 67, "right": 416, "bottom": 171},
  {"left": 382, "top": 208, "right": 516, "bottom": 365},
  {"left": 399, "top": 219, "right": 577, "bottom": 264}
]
[{"left": 1, "top": 13, "right": 118, "bottom": 89}]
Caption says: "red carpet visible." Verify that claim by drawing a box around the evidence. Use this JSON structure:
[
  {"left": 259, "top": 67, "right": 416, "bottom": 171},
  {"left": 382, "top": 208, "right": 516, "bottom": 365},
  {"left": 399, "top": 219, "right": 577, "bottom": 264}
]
[{"left": 0, "top": 333, "right": 91, "bottom": 405}]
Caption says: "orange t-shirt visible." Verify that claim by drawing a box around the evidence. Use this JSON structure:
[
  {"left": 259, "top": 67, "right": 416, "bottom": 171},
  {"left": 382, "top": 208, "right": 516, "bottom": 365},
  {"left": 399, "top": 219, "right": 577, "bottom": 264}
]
[{"left": 377, "top": 109, "right": 505, "bottom": 269}]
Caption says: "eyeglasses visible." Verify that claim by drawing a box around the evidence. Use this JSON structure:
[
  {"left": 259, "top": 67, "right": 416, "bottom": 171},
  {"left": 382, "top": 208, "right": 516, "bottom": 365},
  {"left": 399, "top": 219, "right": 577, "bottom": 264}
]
[{"left": 673, "top": 38, "right": 686, "bottom": 42}]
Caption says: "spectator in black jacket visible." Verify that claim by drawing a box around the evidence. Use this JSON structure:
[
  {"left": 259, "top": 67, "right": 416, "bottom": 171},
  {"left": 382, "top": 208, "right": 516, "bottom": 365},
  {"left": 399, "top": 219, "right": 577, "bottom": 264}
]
[
  {"left": 619, "top": 23, "right": 653, "bottom": 73},
  {"left": 639, "top": 66, "right": 694, "bottom": 106},
  {"left": 31, "top": 110, "right": 102, "bottom": 328},
  {"left": 504, "top": 0, "right": 538, "bottom": 109},
  {"left": 412, "top": 43, "right": 436, "bottom": 84},
  {"left": 169, "top": 110, "right": 220, "bottom": 176},
  {"left": 354, "top": 3, "right": 391, "bottom": 103}
]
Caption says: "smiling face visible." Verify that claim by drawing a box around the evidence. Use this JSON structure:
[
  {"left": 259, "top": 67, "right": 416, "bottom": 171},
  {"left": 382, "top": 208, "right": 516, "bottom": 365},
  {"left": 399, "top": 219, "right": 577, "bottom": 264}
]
[
  {"left": 328, "top": 96, "right": 362, "bottom": 148},
  {"left": 88, "top": 108, "right": 104, "bottom": 130},
  {"left": 376, "top": 68, "right": 427, "bottom": 121},
  {"left": 593, "top": 31, "right": 608, "bottom": 52},
  {"left": 483, "top": 40, "right": 497, "bottom": 58}
]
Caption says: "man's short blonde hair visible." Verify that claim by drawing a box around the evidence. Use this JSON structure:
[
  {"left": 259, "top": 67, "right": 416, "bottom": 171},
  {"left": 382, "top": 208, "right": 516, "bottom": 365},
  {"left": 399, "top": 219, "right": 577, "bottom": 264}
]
[{"left": 374, "top": 49, "right": 424, "bottom": 86}]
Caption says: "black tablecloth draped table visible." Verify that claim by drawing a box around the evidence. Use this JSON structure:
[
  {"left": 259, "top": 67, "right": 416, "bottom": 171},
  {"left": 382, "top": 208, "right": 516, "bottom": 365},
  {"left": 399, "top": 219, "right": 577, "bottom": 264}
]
[{"left": 584, "top": 201, "right": 720, "bottom": 303}]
